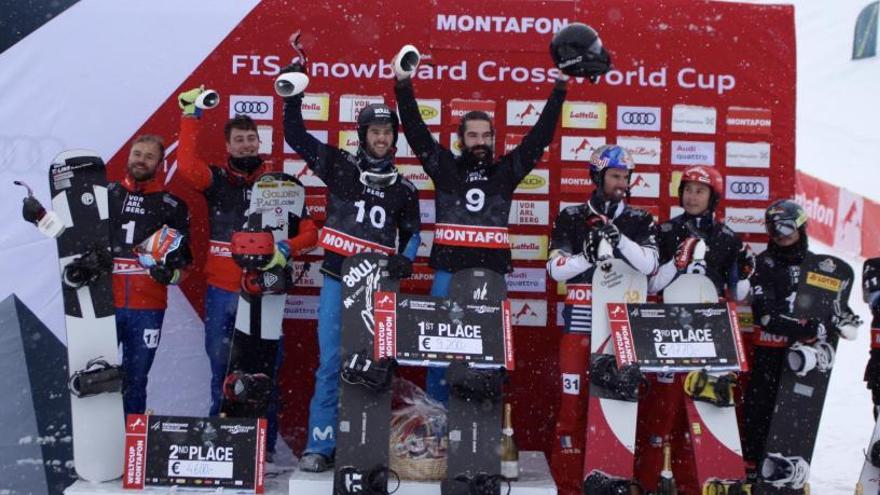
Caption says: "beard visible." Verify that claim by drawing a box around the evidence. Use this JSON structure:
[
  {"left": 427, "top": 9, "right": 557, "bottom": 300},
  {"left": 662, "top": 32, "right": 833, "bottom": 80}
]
[
  {"left": 463, "top": 144, "right": 493, "bottom": 165},
  {"left": 127, "top": 161, "right": 155, "bottom": 181}
]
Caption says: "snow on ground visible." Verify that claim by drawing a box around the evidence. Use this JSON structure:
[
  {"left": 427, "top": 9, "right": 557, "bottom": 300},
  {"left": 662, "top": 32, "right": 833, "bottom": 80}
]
[{"left": 809, "top": 241, "right": 873, "bottom": 493}]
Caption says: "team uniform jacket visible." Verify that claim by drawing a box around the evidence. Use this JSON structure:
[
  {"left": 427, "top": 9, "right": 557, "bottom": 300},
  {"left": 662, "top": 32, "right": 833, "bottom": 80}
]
[
  {"left": 176, "top": 117, "right": 318, "bottom": 291},
  {"left": 650, "top": 212, "right": 745, "bottom": 297},
  {"left": 109, "top": 176, "right": 192, "bottom": 310},
  {"left": 546, "top": 195, "right": 658, "bottom": 333},
  {"left": 395, "top": 77, "right": 567, "bottom": 274},
  {"left": 750, "top": 245, "right": 840, "bottom": 348},
  {"left": 283, "top": 96, "right": 421, "bottom": 279}
]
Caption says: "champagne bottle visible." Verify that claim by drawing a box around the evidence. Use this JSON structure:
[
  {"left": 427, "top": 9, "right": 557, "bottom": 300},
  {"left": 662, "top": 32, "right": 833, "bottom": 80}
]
[
  {"left": 658, "top": 441, "right": 678, "bottom": 495},
  {"left": 500, "top": 403, "right": 519, "bottom": 480}
]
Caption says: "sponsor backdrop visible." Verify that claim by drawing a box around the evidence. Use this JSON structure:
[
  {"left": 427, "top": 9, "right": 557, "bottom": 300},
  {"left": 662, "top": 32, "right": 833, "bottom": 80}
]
[
  {"left": 34, "top": 0, "right": 797, "bottom": 455},
  {"left": 796, "top": 170, "right": 879, "bottom": 259}
]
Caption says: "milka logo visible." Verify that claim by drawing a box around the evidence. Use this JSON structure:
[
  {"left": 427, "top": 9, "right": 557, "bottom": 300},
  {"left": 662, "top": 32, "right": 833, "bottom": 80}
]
[{"left": 343, "top": 260, "right": 377, "bottom": 288}]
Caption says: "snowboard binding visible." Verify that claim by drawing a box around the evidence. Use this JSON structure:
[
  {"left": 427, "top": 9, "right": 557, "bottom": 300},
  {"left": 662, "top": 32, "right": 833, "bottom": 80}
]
[
  {"left": 68, "top": 358, "right": 125, "bottom": 398},
  {"left": 340, "top": 352, "right": 397, "bottom": 392},
  {"left": 335, "top": 464, "right": 400, "bottom": 495},
  {"left": 590, "top": 354, "right": 646, "bottom": 402},
  {"left": 62, "top": 246, "right": 113, "bottom": 288},
  {"left": 786, "top": 341, "right": 835, "bottom": 377},
  {"left": 684, "top": 370, "right": 737, "bottom": 408},
  {"left": 449, "top": 472, "right": 511, "bottom": 495},
  {"left": 223, "top": 371, "right": 272, "bottom": 405},
  {"left": 702, "top": 479, "right": 751, "bottom": 495},
  {"left": 447, "top": 361, "right": 507, "bottom": 403},
  {"left": 758, "top": 453, "right": 809, "bottom": 490},
  {"left": 582, "top": 470, "right": 642, "bottom": 495}
]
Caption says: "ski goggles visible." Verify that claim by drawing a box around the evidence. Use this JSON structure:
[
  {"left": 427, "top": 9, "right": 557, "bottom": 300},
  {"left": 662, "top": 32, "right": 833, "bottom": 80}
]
[
  {"left": 359, "top": 169, "right": 399, "bottom": 188},
  {"left": 766, "top": 218, "right": 799, "bottom": 238}
]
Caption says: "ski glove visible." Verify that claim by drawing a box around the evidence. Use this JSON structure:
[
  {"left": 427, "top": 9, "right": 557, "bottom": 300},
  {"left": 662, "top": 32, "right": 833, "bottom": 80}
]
[
  {"left": 597, "top": 223, "right": 621, "bottom": 247},
  {"left": 261, "top": 241, "right": 291, "bottom": 271},
  {"left": 583, "top": 230, "right": 603, "bottom": 263},
  {"left": 674, "top": 237, "right": 699, "bottom": 271},
  {"left": 149, "top": 265, "right": 181, "bottom": 285},
  {"left": 178, "top": 85, "right": 219, "bottom": 117},
  {"left": 276, "top": 63, "right": 309, "bottom": 98},
  {"left": 736, "top": 244, "right": 756, "bottom": 280},
  {"left": 831, "top": 308, "right": 862, "bottom": 340},
  {"left": 392, "top": 44, "right": 421, "bottom": 80},
  {"left": 386, "top": 254, "right": 413, "bottom": 279}
]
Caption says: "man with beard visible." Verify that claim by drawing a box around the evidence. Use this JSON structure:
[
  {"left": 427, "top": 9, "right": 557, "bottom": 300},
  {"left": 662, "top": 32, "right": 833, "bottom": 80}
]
[
  {"left": 175, "top": 88, "right": 318, "bottom": 456},
  {"left": 545, "top": 145, "right": 658, "bottom": 495},
  {"left": 279, "top": 67, "right": 421, "bottom": 472},
  {"left": 391, "top": 45, "right": 568, "bottom": 403},
  {"left": 109, "top": 134, "right": 192, "bottom": 414}
]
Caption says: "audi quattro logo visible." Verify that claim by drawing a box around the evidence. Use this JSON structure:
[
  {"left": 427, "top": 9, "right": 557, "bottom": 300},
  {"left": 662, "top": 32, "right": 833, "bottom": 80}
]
[
  {"left": 234, "top": 101, "right": 269, "bottom": 113},
  {"left": 229, "top": 95, "right": 273, "bottom": 120},
  {"left": 725, "top": 176, "right": 769, "bottom": 200},
  {"left": 730, "top": 181, "right": 765, "bottom": 194},
  {"left": 621, "top": 112, "right": 657, "bottom": 125},
  {"left": 616, "top": 106, "right": 661, "bottom": 131}
]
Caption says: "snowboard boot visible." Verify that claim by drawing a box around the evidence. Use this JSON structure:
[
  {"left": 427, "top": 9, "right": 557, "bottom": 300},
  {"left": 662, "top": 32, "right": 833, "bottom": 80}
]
[
  {"left": 684, "top": 370, "right": 737, "bottom": 407},
  {"left": 62, "top": 246, "right": 113, "bottom": 288},
  {"left": 759, "top": 453, "right": 809, "bottom": 490},
  {"left": 223, "top": 371, "right": 272, "bottom": 405},
  {"left": 68, "top": 358, "right": 124, "bottom": 398},
  {"left": 703, "top": 479, "right": 751, "bottom": 494},
  {"left": 786, "top": 342, "right": 835, "bottom": 377},
  {"left": 299, "top": 452, "right": 333, "bottom": 473},
  {"left": 335, "top": 464, "right": 399, "bottom": 495},
  {"left": 449, "top": 472, "right": 510, "bottom": 495},
  {"left": 582, "top": 470, "right": 642, "bottom": 495},
  {"left": 340, "top": 353, "right": 397, "bottom": 392},
  {"left": 446, "top": 360, "right": 507, "bottom": 402},
  {"left": 590, "top": 354, "right": 646, "bottom": 402}
]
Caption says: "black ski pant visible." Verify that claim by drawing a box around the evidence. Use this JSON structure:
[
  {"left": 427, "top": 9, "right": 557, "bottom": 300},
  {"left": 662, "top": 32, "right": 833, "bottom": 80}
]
[{"left": 742, "top": 345, "right": 786, "bottom": 466}]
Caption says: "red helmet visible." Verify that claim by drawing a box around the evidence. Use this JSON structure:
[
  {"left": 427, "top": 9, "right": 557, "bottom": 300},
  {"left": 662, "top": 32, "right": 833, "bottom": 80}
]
[{"left": 678, "top": 166, "right": 723, "bottom": 210}]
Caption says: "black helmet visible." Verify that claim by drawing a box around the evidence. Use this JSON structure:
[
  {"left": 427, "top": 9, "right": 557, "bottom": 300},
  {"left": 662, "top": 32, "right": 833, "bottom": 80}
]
[
  {"left": 765, "top": 199, "right": 808, "bottom": 238},
  {"left": 550, "top": 22, "right": 612, "bottom": 81},
  {"left": 357, "top": 103, "right": 399, "bottom": 147}
]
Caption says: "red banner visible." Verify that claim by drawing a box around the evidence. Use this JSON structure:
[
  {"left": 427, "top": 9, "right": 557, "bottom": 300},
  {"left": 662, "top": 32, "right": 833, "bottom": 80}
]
[
  {"left": 106, "top": 0, "right": 797, "bottom": 456},
  {"left": 795, "top": 171, "right": 839, "bottom": 246}
]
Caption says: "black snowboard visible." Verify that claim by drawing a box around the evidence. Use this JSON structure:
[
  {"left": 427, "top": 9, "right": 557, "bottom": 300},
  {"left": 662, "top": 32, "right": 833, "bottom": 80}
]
[
  {"left": 754, "top": 253, "right": 855, "bottom": 494},
  {"left": 47, "top": 150, "right": 124, "bottom": 482},
  {"left": 334, "top": 253, "right": 400, "bottom": 494},
  {"left": 221, "top": 173, "right": 305, "bottom": 418},
  {"left": 442, "top": 268, "right": 509, "bottom": 495}
]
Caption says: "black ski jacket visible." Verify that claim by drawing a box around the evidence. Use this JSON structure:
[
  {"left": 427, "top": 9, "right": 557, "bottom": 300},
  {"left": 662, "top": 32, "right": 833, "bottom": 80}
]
[
  {"left": 395, "top": 77, "right": 566, "bottom": 274},
  {"left": 283, "top": 95, "right": 421, "bottom": 279}
]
